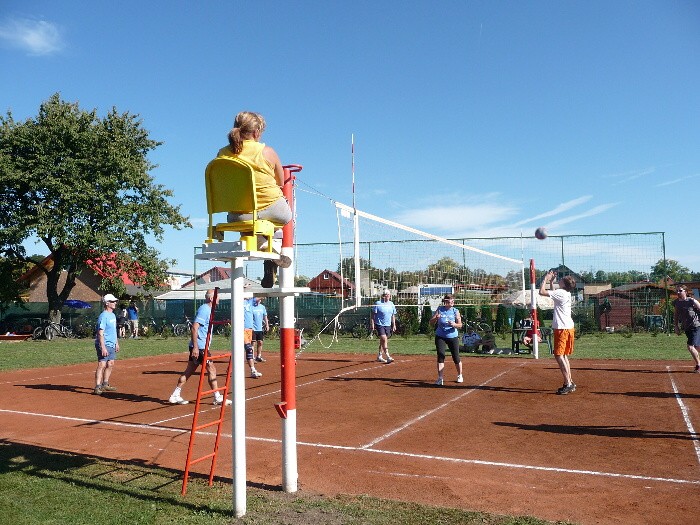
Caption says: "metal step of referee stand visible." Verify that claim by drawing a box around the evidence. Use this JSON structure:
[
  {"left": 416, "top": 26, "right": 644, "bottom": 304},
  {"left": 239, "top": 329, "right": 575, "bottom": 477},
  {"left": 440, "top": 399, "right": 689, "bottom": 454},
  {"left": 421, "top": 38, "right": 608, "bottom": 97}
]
[{"left": 181, "top": 286, "right": 232, "bottom": 495}]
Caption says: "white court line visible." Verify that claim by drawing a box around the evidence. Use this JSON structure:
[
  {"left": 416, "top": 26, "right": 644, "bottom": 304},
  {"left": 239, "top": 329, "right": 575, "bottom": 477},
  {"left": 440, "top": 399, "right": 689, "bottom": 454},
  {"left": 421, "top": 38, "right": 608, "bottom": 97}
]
[
  {"left": 666, "top": 366, "right": 700, "bottom": 466},
  {"left": 361, "top": 363, "right": 526, "bottom": 449},
  {"left": 3, "top": 408, "right": 699, "bottom": 487}
]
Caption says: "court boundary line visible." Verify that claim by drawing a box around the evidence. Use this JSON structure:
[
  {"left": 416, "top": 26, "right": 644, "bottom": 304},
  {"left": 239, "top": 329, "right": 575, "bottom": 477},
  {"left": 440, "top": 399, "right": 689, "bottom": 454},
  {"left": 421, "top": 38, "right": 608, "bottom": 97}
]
[
  {"left": 3, "top": 407, "right": 699, "bottom": 487},
  {"left": 666, "top": 365, "right": 700, "bottom": 465},
  {"left": 361, "top": 363, "right": 526, "bottom": 449}
]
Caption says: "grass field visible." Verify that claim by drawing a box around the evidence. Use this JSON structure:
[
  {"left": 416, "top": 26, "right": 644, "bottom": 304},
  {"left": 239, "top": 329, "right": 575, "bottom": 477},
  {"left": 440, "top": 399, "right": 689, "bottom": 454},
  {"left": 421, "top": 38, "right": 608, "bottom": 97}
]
[
  {"left": 0, "top": 331, "right": 690, "bottom": 524},
  {"left": 0, "top": 330, "right": 689, "bottom": 371}
]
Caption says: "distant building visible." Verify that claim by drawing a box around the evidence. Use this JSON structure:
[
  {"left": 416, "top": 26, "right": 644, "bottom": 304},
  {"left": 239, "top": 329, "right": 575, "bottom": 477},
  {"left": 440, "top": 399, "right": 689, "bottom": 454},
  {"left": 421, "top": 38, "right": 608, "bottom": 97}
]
[{"left": 308, "top": 270, "right": 355, "bottom": 298}]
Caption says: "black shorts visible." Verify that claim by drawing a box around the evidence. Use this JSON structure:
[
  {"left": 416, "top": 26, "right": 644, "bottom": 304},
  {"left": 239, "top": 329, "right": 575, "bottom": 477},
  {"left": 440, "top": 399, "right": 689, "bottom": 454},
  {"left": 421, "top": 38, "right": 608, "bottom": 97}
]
[
  {"left": 253, "top": 331, "right": 264, "bottom": 342},
  {"left": 376, "top": 326, "right": 393, "bottom": 337}
]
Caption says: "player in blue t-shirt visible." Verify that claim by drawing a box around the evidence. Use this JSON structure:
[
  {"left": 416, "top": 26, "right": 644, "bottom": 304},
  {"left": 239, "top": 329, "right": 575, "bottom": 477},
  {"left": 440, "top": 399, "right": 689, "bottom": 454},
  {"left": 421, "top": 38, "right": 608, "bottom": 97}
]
[
  {"left": 168, "top": 290, "right": 230, "bottom": 405},
  {"left": 251, "top": 297, "right": 269, "bottom": 362},
  {"left": 244, "top": 297, "right": 262, "bottom": 378},
  {"left": 371, "top": 290, "right": 397, "bottom": 363},
  {"left": 94, "top": 294, "right": 120, "bottom": 395},
  {"left": 429, "top": 294, "right": 463, "bottom": 386}
]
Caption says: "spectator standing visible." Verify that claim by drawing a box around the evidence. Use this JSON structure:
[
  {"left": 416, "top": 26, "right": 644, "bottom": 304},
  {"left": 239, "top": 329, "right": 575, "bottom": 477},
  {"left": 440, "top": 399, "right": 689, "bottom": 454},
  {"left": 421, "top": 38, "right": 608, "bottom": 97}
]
[
  {"left": 673, "top": 285, "right": 700, "bottom": 373},
  {"left": 117, "top": 304, "right": 128, "bottom": 339},
  {"left": 371, "top": 290, "right": 397, "bottom": 363},
  {"left": 244, "top": 297, "right": 263, "bottom": 378},
  {"left": 539, "top": 271, "right": 577, "bottom": 394},
  {"left": 251, "top": 297, "right": 269, "bottom": 362},
  {"left": 94, "top": 294, "right": 120, "bottom": 395},
  {"left": 168, "top": 290, "right": 231, "bottom": 405},
  {"left": 429, "top": 294, "right": 463, "bottom": 385},
  {"left": 127, "top": 300, "right": 139, "bottom": 338}
]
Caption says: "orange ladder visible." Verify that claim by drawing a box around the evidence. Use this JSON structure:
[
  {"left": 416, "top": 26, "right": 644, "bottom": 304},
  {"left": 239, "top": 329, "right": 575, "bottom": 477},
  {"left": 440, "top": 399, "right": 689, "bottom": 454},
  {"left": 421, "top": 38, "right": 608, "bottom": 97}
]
[{"left": 181, "top": 287, "right": 232, "bottom": 495}]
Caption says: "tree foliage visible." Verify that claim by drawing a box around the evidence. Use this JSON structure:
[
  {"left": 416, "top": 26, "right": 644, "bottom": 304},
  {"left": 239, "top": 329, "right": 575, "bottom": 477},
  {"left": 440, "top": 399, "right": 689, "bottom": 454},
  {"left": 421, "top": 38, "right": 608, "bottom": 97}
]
[
  {"left": 649, "top": 259, "right": 696, "bottom": 283},
  {"left": 0, "top": 94, "right": 190, "bottom": 320}
]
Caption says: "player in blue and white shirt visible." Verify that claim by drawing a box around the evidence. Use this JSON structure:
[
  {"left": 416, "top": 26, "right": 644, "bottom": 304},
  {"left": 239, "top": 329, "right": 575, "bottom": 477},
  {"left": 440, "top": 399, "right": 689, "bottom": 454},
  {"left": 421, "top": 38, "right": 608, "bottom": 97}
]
[{"left": 371, "top": 290, "right": 397, "bottom": 363}]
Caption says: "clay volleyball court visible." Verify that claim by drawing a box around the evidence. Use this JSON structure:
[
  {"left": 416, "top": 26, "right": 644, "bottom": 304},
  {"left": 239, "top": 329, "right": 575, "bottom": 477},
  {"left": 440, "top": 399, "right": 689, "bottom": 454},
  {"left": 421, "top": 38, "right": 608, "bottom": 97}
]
[{"left": 1, "top": 351, "right": 699, "bottom": 524}]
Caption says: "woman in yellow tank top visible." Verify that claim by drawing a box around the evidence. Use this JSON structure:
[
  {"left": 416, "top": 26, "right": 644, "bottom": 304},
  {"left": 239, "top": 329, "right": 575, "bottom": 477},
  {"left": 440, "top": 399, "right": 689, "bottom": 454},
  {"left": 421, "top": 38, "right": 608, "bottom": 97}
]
[
  {"left": 217, "top": 111, "right": 292, "bottom": 227},
  {"left": 217, "top": 111, "right": 292, "bottom": 287}
]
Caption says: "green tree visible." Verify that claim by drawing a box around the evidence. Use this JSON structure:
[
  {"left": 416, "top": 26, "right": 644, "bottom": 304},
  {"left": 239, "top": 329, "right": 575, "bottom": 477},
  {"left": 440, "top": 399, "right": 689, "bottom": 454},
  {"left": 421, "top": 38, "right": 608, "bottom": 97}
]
[
  {"left": 650, "top": 259, "right": 692, "bottom": 284},
  {"left": 418, "top": 302, "right": 433, "bottom": 335},
  {"left": 0, "top": 94, "right": 190, "bottom": 322}
]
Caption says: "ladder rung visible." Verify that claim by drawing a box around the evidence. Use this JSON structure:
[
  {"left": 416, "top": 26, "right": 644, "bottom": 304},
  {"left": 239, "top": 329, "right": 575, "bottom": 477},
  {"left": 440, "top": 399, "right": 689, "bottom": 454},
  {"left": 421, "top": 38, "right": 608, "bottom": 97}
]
[{"left": 193, "top": 419, "right": 225, "bottom": 432}]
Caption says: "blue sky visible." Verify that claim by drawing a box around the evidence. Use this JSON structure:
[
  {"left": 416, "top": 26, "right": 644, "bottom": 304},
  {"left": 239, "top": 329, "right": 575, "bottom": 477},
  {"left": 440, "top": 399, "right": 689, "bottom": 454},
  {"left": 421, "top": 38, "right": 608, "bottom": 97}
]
[{"left": 2, "top": 1, "right": 699, "bottom": 274}]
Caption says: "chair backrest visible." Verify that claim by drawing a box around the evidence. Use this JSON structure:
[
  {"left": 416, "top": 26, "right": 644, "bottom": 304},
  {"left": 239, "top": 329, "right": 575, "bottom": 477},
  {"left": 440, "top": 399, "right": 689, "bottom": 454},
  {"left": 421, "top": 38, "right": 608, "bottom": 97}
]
[{"left": 205, "top": 156, "right": 259, "bottom": 215}]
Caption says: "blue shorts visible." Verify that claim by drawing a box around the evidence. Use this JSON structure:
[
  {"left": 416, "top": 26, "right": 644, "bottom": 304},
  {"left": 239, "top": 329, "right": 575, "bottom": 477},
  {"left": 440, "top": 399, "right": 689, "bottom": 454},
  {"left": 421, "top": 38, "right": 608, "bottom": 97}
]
[
  {"left": 95, "top": 344, "right": 116, "bottom": 362},
  {"left": 376, "top": 325, "right": 392, "bottom": 337},
  {"left": 685, "top": 326, "right": 700, "bottom": 347}
]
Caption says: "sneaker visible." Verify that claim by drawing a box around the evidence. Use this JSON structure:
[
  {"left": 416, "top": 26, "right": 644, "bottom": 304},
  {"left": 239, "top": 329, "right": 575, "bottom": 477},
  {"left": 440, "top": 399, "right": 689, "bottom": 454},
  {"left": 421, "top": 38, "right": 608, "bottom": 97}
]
[
  {"left": 377, "top": 356, "right": 387, "bottom": 363},
  {"left": 694, "top": 365, "right": 700, "bottom": 373},
  {"left": 255, "top": 356, "right": 266, "bottom": 363},
  {"left": 214, "top": 397, "right": 232, "bottom": 406},
  {"left": 261, "top": 260, "right": 277, "bottom": 288},
  {"left": 93, "top": 386, "right": 103, "bottom": 395},
  {"left": 101, "top": 383, "right": 117, "bottom": 392},
  {"left": 456, "top": 374, "right": 463, "bottom": 383},
  {"left": 557, "top": 383, "right": 576, "bottom": 395},
  {"left": 385, "top": 356, "right": 394, "bottom": 364},
  {"left": 435, "top": 377, "right": 443, "bottom": 386},
  {"left": 251, "top": 370, "right": 262, "bottom": 378},
  {"left": 168, "top": 395, "right": 189, "bottom": 405}
]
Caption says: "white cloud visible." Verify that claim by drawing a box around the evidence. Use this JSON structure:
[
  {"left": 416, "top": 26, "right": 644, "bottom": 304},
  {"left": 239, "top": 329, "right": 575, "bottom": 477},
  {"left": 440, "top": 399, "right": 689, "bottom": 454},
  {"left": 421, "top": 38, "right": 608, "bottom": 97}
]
[
  {"left": 655, "top": 174, "right": 699, "bottom": 187},
  {"left": 389, "top": 194, "right": 617, "bottom": 240},
  {"left": 511, "top": 196, "right": 592, "bottom": 228},
  {"left": 545, "top": 203, "right": 619, "bottom": 229},
  {"left": 606, "top": 166, "right": 656, "bottom": 186},
  {"left": 394, "top": 201, "right": 518, "bottom": 233},
  {"left": 0, "top": 17, "right": 64, "bottom": 56}
]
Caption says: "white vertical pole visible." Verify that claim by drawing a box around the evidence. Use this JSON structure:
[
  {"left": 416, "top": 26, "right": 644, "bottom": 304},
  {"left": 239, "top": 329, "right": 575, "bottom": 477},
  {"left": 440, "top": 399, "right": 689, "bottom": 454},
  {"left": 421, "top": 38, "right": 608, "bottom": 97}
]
[
  {"left": 353, "top": 212, "right": 361, "bottom": 307},
  {"left": 231, "top": 257, "right": 246, "bottom": 517},
  {"left": 530, "top": 259, "right": 539, "bottom": 360},
  {"left": 279, "top": 246, "right": 298, "bottom": 492}
]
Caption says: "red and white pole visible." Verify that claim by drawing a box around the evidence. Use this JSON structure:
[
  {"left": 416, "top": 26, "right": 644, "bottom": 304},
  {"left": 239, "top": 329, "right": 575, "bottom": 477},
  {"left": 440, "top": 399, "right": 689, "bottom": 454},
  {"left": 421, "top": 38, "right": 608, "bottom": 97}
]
[
  {"left": 277, "top": 164, "right": 302, "bottom": 492},
  {"left": 529, "top": 259, "right": 540, "bottom": 360}
]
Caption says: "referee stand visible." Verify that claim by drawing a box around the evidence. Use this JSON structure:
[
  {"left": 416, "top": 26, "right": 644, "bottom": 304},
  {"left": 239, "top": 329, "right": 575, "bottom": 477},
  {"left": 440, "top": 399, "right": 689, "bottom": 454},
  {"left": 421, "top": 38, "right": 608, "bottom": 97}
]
[{"left": 190, "top": 164, "right": 309, "bottom": 518}]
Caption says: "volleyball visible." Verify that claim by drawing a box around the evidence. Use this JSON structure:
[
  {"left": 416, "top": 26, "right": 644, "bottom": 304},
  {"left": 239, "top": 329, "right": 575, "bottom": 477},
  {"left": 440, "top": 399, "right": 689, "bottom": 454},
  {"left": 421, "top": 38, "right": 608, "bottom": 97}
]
[{"left": 535, "top": 227, "right": 548, "bottom": 240}]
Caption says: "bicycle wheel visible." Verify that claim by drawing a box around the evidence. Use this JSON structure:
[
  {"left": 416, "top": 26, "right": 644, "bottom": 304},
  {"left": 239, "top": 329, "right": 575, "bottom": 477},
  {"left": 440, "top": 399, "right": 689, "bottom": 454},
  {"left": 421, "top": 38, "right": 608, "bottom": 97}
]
[
  {"left": 476, "top": 322, "right": 492, "bottom": 333},
  {"left": 45, "top": 325, "right": 60, "bottom": 340},
  {"left": 32, "top": 326, "right": 45, "bottom": 340},
  {"left": 173, "top": 324, "right": 187, "bottom": 337}
]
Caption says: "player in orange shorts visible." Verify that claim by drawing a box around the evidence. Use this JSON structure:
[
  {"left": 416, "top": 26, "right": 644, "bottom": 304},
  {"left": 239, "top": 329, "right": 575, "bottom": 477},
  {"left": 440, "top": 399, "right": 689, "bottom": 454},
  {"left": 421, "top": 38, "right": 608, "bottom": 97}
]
[{"left": 540, "top": 271, "right": 577, "bottom": 395}]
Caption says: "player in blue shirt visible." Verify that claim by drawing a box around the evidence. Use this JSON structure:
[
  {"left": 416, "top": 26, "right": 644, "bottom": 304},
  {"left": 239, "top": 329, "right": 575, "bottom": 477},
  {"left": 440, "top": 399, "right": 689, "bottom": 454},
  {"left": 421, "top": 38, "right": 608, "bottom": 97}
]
[
  {"left": 244, "top": 297, "right": 262, "bottom": 378},
  {"left": 370, "top": 290, "right": 397, "bottom": 363},
  {"left": 429, "top": 294, "right": 463, "bottom": 386},
  {"left": 94, "top": 294, "right": 120, "bottom": 395},
  {"left": 168, "top": 290, "right": 230, "bottom": 405},
  {"left": 251, "top": 297, "right": 269, "bottom": 362}
]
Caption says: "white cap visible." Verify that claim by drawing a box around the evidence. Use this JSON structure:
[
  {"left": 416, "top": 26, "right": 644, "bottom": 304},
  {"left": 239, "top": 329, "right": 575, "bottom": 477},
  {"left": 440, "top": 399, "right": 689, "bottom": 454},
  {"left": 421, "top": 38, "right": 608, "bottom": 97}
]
[{"left": 102, "top": 293, "right": 118, "bottom": 303}]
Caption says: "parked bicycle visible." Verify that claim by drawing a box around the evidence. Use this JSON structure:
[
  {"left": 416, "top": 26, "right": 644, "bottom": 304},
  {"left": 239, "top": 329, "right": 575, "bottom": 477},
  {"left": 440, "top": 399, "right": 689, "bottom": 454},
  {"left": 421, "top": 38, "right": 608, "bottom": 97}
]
[
  {"left": 33, "top": 319, "right": 75, "bottom": 340},
  {"left": 173, "top": 315, "right": 193, "bottom": 337},
  {"left": 463, "top": 318, "right": 492, "bottom": 333},
  {"left": 351, "top": 317, "right": 375, "bottom": 339}
]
